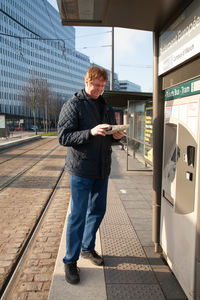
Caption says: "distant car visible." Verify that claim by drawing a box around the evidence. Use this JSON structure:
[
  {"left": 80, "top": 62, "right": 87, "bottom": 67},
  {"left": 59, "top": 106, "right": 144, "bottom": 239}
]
[
  {"left": 8, "top": 125, "right": 15, "bottom": 131},
  {"left": 30, "top": 125, "right": 38, "bottom": 131}
]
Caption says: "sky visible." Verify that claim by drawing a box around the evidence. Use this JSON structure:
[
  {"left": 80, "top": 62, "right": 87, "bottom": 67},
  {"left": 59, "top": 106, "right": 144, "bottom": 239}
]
[{"left": 47, "top": 0, "right": 153, "bottom": 92}]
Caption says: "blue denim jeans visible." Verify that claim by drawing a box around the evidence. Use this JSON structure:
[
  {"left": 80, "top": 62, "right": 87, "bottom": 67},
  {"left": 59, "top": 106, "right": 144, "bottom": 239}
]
[{"left": 63, "top": 174, "right": 109, "bottom": 264}]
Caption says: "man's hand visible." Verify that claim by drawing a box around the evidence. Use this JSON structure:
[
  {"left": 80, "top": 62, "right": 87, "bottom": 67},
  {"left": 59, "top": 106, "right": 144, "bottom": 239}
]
[
  {"left": 113, "top": 130, "right": 124, "bottom": 140},
  {"left": 90, "top": 124, "right": 111, "bottom": 136}
]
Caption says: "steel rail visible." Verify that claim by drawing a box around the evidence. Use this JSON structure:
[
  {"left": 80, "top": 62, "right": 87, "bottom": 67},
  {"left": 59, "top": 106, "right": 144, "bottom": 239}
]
[
  {"left": 0, "top": 138, "right": 54, "bottom": 165},
  {"left": 0, "top": 167, "right": 65, "bottom": 299},
  {"left": 0, "top": 143, "right": 59, "bottom": 191}
]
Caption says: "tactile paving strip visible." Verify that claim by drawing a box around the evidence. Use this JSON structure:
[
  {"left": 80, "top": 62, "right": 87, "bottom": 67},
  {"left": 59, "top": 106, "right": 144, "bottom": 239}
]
[
  {"left": 105, "top": 195, "right": 121, "bottom": 204},
  {"left": 100, "top": 224, "right": 138, "bottom": 240},
  {"left": 101, "top": 238, "right": 145, "bottom": 257},
  {"left": 102, "top": 204, "right": 131, "bottom": 225},
  {"left": 100, "top": 180, "right": 165, "bottom": 299},
  {"left": 106, "top": 284, "right": 165, "bottom": 300},
  {"left": 104, "top": 256, "right": 157, "bottom": 284}
]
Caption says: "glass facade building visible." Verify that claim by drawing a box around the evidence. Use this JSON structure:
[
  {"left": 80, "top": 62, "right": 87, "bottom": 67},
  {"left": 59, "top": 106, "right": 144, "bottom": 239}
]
[
  {"left": 119, "top": 80, "right": 141, "bottom": 92},
  {"left": 0, "top": 0, "right": 90, "bottom": 120}
]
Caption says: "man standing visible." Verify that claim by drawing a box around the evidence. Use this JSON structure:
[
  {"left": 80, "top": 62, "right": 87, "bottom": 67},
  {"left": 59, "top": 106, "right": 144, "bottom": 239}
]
[{"left": 58, "top": 66, "right": 123, "bottom": 284}]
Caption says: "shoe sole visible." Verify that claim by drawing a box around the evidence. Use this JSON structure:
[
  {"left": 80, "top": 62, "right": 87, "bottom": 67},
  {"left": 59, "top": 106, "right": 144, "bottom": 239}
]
[
  {"left": 81, "top": 255, "right": 103, "bottom": 266},
  {"left": 91, "top": 260, "right": 103, "bottom": 266},
  {"left": 65, "top": 276, "right": 80, "bottom": 284}
]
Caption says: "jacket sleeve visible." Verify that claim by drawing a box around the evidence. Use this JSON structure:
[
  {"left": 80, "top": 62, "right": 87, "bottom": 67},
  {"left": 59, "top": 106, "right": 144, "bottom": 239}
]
[{"left": 57, "top": 100, "right": 91, "bottom": 147}]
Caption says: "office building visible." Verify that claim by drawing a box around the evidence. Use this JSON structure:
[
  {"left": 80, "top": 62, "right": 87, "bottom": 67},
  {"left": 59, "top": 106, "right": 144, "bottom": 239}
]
[
  {"left": 119, "top": 80, "right": 141, "bottom": 92},
  {"left": 0, "top": 0, "right": 90, "bottom": 124}
]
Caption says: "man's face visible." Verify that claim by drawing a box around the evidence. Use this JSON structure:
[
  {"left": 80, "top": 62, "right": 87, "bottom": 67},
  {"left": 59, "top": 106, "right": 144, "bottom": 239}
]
[{"left": 85, "top": 78, "right": 106, "bottom": 99}]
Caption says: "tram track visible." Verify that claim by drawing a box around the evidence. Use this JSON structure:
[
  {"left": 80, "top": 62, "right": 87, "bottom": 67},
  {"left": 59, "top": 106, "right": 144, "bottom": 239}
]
[
  {"left": 0, "top": 138, "right": 55, "bottom": 165},
  {"left": 0, "top": 138, "right": 67, "bottom": 299},
  {"left": 0, "top": 167, "right": 65, "bottom": 300},
  {"left": 0, "top": 143, "right": 59, "bottom": 192},
  {"left": 0, "top": 138, "right": 62, "bottom": 191}
]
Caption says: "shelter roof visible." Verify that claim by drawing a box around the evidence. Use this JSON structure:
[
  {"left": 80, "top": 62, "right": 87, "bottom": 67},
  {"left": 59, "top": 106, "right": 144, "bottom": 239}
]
[{"left": 56, "top": 0, "right": 192, "bottom": 32}]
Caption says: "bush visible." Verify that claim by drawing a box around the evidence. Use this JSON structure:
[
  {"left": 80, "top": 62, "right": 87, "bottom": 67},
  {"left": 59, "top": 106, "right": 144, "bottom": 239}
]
[{"left": 40, "top": 131, "right": 58, "bottom": 136}]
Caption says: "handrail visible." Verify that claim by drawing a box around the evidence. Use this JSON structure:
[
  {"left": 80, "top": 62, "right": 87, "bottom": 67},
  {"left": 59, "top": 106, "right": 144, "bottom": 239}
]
[{"left": 125, "top": 135, "right": 153, "bottom": 170}]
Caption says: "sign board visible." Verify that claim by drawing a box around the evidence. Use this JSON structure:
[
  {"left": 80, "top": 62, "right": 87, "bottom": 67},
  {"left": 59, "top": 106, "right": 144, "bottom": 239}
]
[
  {"left": 159, "top": 0, "right": 200, "bottom": 75},
  {"left": 0, "top": 115, "right": 5, "bottom": 129},
  {"left": 144, "top": 107, "right": 153, "bottom": 164},
  {"left": 165, "top": 77, "right": 200, "bottom": 100},
  {"left": 164, "top": 78, "right": 200, "bottom": 139}
]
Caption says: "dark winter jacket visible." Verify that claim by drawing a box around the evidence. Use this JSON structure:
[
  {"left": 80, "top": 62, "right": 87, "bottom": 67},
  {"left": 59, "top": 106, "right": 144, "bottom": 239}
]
[{"left": 58, "top": 89, "right": 116, "bottom": 179}]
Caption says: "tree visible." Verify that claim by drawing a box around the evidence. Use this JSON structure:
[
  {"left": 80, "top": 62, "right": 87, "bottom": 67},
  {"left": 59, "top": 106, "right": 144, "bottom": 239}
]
[
  {"left": 37, "top": 79, "right": 50, "bottom": 133},
  {"left": 21, "top": 74, "right": 41, "bottom": 133},
  {"left": 49, "top": 93, "right": 63, "bottom": 129},
  {"left": 21, "top": 75, "right": 62, "bottom": 133}
]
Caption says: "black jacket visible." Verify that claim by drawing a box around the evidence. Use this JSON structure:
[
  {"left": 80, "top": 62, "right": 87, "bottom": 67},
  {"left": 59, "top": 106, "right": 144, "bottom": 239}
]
[{"left": 58, "top": 89, "right": 116, "bottom": 179}]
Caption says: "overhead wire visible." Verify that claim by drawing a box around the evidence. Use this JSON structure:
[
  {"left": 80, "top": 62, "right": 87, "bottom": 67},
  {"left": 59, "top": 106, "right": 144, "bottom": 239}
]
[
  {"left": 0, "top": 8, "right": 40, "bottom": 37},
  {"left": 1, "top": 8, "right": 151, "bottom": 71},
  {"left": 119, "top": 64, "right": 152, "bottom": 68},
  {"left": 42, "top": 0, "right": 59, "bottom": 39},
  {"left": 0, "top": 7, "right": 112, "bottom": 59}
]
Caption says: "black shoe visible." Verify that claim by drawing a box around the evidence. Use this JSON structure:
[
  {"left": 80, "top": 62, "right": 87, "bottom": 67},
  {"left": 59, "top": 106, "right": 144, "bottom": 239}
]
[
  {"left": 64, "top": 263, "right": 80, "bottom": 284},
  {"left": 81, "top": 250, "right": 103, "bottom": 266}
]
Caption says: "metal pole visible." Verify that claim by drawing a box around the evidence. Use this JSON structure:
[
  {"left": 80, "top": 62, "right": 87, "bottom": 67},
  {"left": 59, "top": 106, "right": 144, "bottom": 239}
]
[
  {"left": 195, "top": 143, "right": 200, "bottom": 299},
  {"left": 152, "top": 31, "right": 164, "bottom": 253},
  {"left": 45, "top": 102, "right": 48, "bottom": 134},
  {"left": 110, "top": 27, "right": 114, "bottom": 90},
  {"left": 126, "top": 100, "right": 130, "bottom": 171}
]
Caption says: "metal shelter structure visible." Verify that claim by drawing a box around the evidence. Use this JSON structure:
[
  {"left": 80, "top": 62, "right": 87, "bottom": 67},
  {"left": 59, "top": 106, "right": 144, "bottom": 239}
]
[
  {"left": 56, "top": 1, "right": 200, "bottom": 299},
  {"left": 56, "top": 0, "right": 192, "bottom": 31},
  {"left": 103, "top": 91, "right": 152, "bottom": 108}
]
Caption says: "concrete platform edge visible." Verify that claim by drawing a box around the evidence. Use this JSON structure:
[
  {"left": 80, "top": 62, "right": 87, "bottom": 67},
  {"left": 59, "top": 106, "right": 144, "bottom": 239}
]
[
  {"left": 48, "top": 203, "right": 107, "bottom": 300},
  {"left": 0, "top": 135, "right": 42, "bottom": 150}
]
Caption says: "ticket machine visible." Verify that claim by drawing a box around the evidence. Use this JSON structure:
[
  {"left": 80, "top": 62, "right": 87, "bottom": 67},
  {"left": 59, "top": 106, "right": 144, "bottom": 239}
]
[{"left": 160, "top": 78, "right": 200, "bottom": 300}]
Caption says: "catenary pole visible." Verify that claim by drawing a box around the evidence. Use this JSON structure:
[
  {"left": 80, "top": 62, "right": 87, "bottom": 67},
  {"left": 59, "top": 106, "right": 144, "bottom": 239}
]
[{"left": 110, "top": 27, "right": 114, "bottom": 90}]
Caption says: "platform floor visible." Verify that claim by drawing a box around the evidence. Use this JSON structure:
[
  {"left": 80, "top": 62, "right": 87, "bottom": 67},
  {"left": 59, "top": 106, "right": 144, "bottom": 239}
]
[{"left": 48, "top": 145, "right": 187, "bottom": 300}]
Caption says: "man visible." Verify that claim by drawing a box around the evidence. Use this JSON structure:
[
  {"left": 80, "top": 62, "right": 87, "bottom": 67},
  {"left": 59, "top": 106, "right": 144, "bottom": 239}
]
[{"left": 58, "top": 66, "right": 123, "bottom": 284}]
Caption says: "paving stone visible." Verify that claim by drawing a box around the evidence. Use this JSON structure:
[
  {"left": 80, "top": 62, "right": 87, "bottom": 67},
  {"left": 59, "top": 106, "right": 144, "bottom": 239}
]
[
  {"left": 0, "top": 260, "right": 12, "bottom": 267},
  {"left": 26, "top": 260, "right": 39, "bottom": 267},
  {"left": 42, "top": 281, "right": 52, "bottom": 291},
  {"left": 20, "top": 274, "right": 34, "bottom": 282},
  {"left": 104, "top": 256, "right": 157, "bottom": 284},
  {"left": 119, "top": 192, "right": 145, "bottom": 201},
  {"left": 27, "top": 291, "right": 49, "bottom": 300},
  {"left": 106, "top": 283, "right": 165, "bottom": 300},
  {"left": 101, "top": 238, "right": 145, "bottom": 257},
  {"left": 130, "top": 217, "right": 152, "bottom": 230},
  {"left": 31, "top": 253, "right": 51, "bottom": 260},
  {"left": 5, "top": 247, "right": 20, "bottom": 254},
  {"left": 126, "top": 208, "right": 153, "bottom": 219},
  {"left": 8, "top": 292, "right": 28, "bottom": 300},
  {"left": 136, "top": 230, "right": 154, "bottom": 247},
  {"left": 122, "top": 200, "right": 150, "bottom": 209},
  {"left": 38, "top": 259, "right": 55, "bottom": 267},
  {"left": 18, "top": 282, "right": 43, "bottom": 292},
  {"left": 34, "top": 273, "right": 52, "bottom": 282},
  {"left": 100, "top": 223, "right": 138, "bottom": 240},
  {"left": 0, "top": 254, "right": 16, "bottom": 260}
]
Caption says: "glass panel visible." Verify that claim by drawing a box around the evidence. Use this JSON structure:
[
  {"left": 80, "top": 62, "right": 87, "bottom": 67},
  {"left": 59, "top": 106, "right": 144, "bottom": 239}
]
[{"left": 126, "top": 100, "right": 152, "bottom": 171}]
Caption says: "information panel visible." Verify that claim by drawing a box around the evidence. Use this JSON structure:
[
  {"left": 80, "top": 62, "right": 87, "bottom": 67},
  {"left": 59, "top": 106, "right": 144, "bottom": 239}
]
[
  {"left": 159, "top": 0, "right": 200, "bottom": 75},
  {"left": 0, "top": 115, "right": 5, "bottom": 129},
  {"left": 144, "top": 107, "right": 153, "bottom": 163}
]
